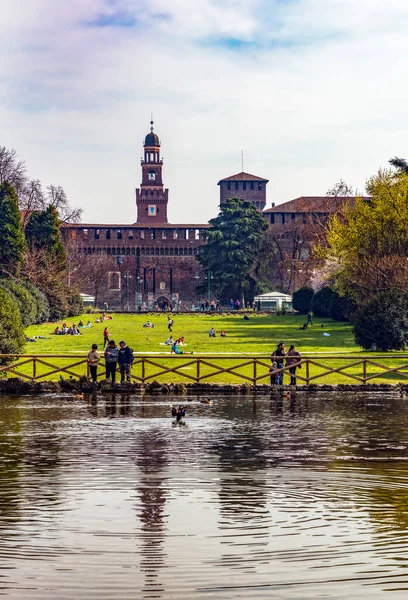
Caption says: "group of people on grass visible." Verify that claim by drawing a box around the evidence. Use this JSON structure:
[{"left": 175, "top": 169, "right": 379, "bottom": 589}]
[
  {"left": 54, "top": 321, "right": 92, "bottom": 335},
  {"left": 209, "top": 328, "right": 226, "bottom": 337},
  {"left": 87, "top": 340, "right": 134, "bottom": 384},
  {"left": 270, "top": 342, "right": 302, "bottom": 386}
]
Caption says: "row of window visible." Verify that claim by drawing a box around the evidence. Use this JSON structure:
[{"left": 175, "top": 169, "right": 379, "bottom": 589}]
[
  {"left": 145, "top": 152, "right": 160, "bottom": 162},
  {"left": 80, "top": 228, "right": 204, "bottom": 241},
  {"left": 269, "top": 213, "right": 326, "bottom": 225},
  {"left": 82, "top": 246, "right": 199, "bottom": 256},
  {"left": 226, "top": 181, "right": 263, "bottom": 191}
]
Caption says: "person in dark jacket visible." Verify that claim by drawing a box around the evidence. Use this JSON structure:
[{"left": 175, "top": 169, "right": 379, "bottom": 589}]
[
  {"left": 104, "top": 340, "right": 119, "bottom": 383},
  {"left": 271, "top": 342, "right": 285, "bottom": 384},
  {"left": 118, "top": 340, "right": 133, "bottom": 383}
]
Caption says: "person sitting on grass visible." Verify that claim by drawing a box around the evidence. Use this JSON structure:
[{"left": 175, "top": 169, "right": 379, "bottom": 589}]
[
  {"left": 143, "top": 321, "right": 154, "bottom": 328},
  {"left": 78, "top": 320, "right": 84, "bottom": 328},
  {"left": 220, "top": 329, "right": 226, "bottom": 337},
  {"left": 209, "top": 327, "right": 216, "bottom": 337},
  {"left": 176, "top": 336, "right": 185, "bottom": 345},
  {"left": 171, "top": 342, "right": 193, "bottom": 355},
  {"left": 165, "top": 336, "right": 174, "bottom": 345},
  {"left": 54, "top": 326, "right": 61, "bottom": 335},
  {"left": 85, "top": 321, "right": 92, "bottom": 328}
]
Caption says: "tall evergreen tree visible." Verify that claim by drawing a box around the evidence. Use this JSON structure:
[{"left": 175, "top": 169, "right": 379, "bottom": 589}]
[
  {"left": 0, "top": 181, "right": 26, "bottom": 276},
  {"left": 25, "top": 205, "right": 66, "bottom": 265},
  {"left": 198, "top": 198, "right": 268, "bottom": 305}
]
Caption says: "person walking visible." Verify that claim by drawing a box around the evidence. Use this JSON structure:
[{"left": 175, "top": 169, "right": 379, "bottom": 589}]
[
  {"left": 271, "top": 342, "right": 286, "bottom": 384},
  {"left": 103, "top": 326, "right": 110, "bottom": 348},
  {"left": 104, "top": 340, "right": 119, "bottom": 383},
  {"left": 118, "top": 340, "right": 133, "bottom": 384},
  {"left": 87, "top": 343, "right": 100, "bottom": 383},
  {"left": 167, "top": 316, "right": 174, "bottom": 332},
  {"left": 286, "top": 344, "right": 302, "bottom": 386},
  {"left": 307, "top": 311, "right": 313, "bottom": 326}
]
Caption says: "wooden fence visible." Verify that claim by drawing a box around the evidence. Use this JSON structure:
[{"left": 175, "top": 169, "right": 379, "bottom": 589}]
[{"left": 1, "top": 354, "right": 408, "bottom": 385}]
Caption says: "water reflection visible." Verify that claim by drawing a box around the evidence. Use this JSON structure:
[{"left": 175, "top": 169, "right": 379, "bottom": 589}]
[{"left": 1, "top": 392, "right": 408, "bottom": 598}]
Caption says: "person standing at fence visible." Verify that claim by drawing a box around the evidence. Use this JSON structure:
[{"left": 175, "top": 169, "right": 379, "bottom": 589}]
[
  {"left": 104, "top": 340, "right": 119, "bottom": 383},
  {"left": 286, "top": 344, "right": 301, "bottom": 385},
  {"left": 271, "top": 342, "right": 285, "bottom": 384},
  {"left": 87, "top": 344, "right": 100, "bottom": 383},
  {"left": 118, "top": 340, "right": 133, "bottom": 384}
]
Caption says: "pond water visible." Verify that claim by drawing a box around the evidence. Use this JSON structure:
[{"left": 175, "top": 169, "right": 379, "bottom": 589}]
[{"left": 1, "top": 391, "right": 408, "bottom": 599}]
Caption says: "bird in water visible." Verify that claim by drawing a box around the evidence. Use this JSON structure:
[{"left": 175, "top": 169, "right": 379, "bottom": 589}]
[
  {"left": 171, "top": 404, "right": 187, "bottom": 422},
  {"left": 200, "top": 399, "right": 212, "bottom": 405}
]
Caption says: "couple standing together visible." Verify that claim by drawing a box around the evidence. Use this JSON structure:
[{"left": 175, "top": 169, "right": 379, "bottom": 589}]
[{"left": 270, "top": 342, "right": 301, "bottom": 385}]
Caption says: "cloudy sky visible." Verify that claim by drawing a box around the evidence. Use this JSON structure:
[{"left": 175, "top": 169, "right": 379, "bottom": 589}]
[{"left": 1, "top": 0, "right": 407, "bottom": 224}]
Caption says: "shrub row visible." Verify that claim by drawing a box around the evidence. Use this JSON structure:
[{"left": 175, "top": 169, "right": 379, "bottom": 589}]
[{"left": 292, "top": 286, "right": 354, "bottom": 321}]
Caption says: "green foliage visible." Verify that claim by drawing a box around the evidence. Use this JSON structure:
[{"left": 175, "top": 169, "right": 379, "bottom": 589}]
[
  {"left": 353, "top": 291, "right": 408, "bottom": 350},
  {"left": 311, "top": 287, "right": 335, "bottom": 318},
  {"left": 292, "top": 286, "right": 314, "bottom": 314},
  {"left": 324, "top": 170, "right": 408, "bottom": 303},
  {"left": 25, "top": 205, "right": 66, "bottom": 264},
  {"left": 198, "top": 198, "right": 268, "bottom": 303},
  {"left": 0, "top": 279, "right": 36, "bottom": 326},
  {"left": 21, "top": 281, "right": 50, "bottom": 323},
  {"left": 67, "top": 293, "right": 84, "bottom": 317},
  {"left": 46, "top": 290, "right": 69, "bottom": 322},
  {"left": 329, "top": 291, "right": 355, "bottom": 322},
  {"left": 0, "top": 182, "right": 26, "bottom": 276},
  {"left": 0, "top": 288, "right": 25, "bottom": 362}
]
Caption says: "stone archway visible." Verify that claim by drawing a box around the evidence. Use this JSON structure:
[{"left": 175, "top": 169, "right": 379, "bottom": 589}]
[{"left": 156, "top": 295, "right": 170, "bottom": 310}]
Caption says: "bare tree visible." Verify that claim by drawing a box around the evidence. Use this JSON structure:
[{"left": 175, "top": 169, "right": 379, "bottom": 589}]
[
  {"left": 68, "top": 252, "right": 114, "bottom": 306},
  {"left": 326, "top": 179, "right": 355, "bottom": 197},
  {"left": 45, "top": 185, "right": 82, "bottom": 223},
  {"left": 0, "top": 146, "right": 27, "bottom": 195}
]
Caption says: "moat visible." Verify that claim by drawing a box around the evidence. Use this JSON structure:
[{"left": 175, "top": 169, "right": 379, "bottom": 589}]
[{"left": 1, "top": 392, "right": 408, "bottom": 598}]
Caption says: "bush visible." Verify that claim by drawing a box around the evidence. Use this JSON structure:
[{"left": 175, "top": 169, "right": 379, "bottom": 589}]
[
  {"left": 311, "top": 286, "right": 335, "bottom": 318},
  {"left": 353, "top": 291, "right": 408, "bottom": 350},
  {"left": 329, "top": 292, "right": 355, "bottom": 322},
  {"left": 0, "top": 288, "right": 25, "bottom": 363},
  {"left": 46, "top": 291, "right": 69, "bottom": 321},
  {"left": 67, "top": 292, "right": 84, "bottom": 317},
  {"left": 292, "top": 287, "right": 314, "bottom": 314},
  {"left": 0, "top": 279, "right": 37, "bottom": 327},
  {"left": 22, "top": 281, "right": 50, "bottom": 323}
]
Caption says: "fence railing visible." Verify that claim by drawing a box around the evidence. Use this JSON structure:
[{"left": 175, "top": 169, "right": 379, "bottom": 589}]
[{"left": 1, "top": 354, "right": 408, "bottom": 385}]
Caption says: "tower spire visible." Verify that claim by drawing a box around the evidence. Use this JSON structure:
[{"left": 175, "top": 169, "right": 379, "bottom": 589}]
[{"left": 150, "top": 112, "right": 154, "bottom": 132}]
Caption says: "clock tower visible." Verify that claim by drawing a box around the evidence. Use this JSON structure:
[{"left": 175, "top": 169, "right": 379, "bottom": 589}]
[{"left": 136, "top": 120, "right": 169, "bottom": 224}]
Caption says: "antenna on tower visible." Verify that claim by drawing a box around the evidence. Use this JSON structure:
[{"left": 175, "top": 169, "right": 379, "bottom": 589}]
[
  {"left": 150, "top": 111, "right": 154, "bottom": 131},
  {"left": 241, "top": 150, "right": 244, "bottom": 172}
]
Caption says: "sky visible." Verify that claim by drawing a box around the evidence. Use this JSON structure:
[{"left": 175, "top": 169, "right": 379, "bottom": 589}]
[{"left": 1, "top": 0, "right": 408, "bottom": 225}]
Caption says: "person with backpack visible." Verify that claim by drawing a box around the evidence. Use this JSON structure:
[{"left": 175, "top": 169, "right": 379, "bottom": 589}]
[
  {"left": 167, "top": 316, "right": 174, "bottom": 332},
  {"left": 118, "top": 340, "right": 133, "bottom": 383},
  {"left": 104, "top": 340, "right": 119, "bottom": 383}
]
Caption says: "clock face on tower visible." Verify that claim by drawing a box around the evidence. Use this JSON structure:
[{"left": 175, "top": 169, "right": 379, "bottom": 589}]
[
  {"left": 148, "top": 171, "right": 156, "bottom": 181},
  {"left": 148, "top": 205, "right": 157, "bottom": 216}
]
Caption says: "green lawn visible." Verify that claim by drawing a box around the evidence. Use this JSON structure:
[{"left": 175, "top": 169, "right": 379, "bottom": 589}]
[
  {"left": 25, "top": 312, "right": 355, "bottom": 355},
  {"left": 13, "top": 313, "right": 407, "bottom": 384}
]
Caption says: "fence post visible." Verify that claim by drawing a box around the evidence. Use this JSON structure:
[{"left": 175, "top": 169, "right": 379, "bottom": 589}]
[
  {"left": 363, "top": 359, "right": 367, "bottom": 384},
  {"left": 33, "top": 357, "right": 36, "bottom": 380},
  {"left": 142, "top": 357, "right": 145, "bottom": 383},
  {"left": 253, "top": 359, "right": 257, "bottom": 385},
  {"left": 196, "top": 358, "right": 200, "bottom": 383},
  {"left": 306, "top": 359, "right": 310, "bottom": 385}
]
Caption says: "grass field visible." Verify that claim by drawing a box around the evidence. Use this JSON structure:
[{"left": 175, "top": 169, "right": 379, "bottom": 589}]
[
  {"left": 25, "top": 312, "right": 356, "bottom": 355},
  {"left": 15, "top": 312, "right": 408, "bottom": 385}
]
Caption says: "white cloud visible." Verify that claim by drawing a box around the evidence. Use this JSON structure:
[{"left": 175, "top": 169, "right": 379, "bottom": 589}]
[{"left": 1, "top": 0, "right": 408, "bottom": 224}]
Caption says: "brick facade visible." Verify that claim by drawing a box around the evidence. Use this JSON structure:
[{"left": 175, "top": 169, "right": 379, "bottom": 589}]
[
  {"left": 62, "top": 122, "right": 208, "bottom": 309},
  {"left": 218, "top": 172, "right": 268, "bottom": 210}
]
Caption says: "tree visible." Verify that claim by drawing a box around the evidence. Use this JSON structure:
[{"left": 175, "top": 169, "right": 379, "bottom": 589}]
[
  {"left": 0, "top": 288, "right": 25, "bottom": 362},
  {"left": 353, "top": 291, "right": 408, "bottom": 350},
  {"left": 323, "top": 169, "right": 408, "bottom": 304},
  {"left": 0, "top": 182, "right": 26, "bottom": 276},
  {"left": 0, "top": 146, "right": 26, "bottom": 195},
  {"left": 292, "top": 287, "right": 314, "bottom": 314},
  {"left": 329, "top": 291, "right": 355, "bottom": 322},
  {"left": 26, "top": 205, "right": 66, "bottom": 264},
  {"left": 198, "top": 198, "right": 268, "bottom": 304},
  {"left": 68, "top": 254, "right": 113, "bottom": 306},
  {"left": 389, "top": 157, "right": 408, "bottom": 174},
  {"left": 311, "top": 286, "right": 335, "bottom": 317},
  {"left": 0, "top": 280, "right": 37, "bottom": 327}
]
